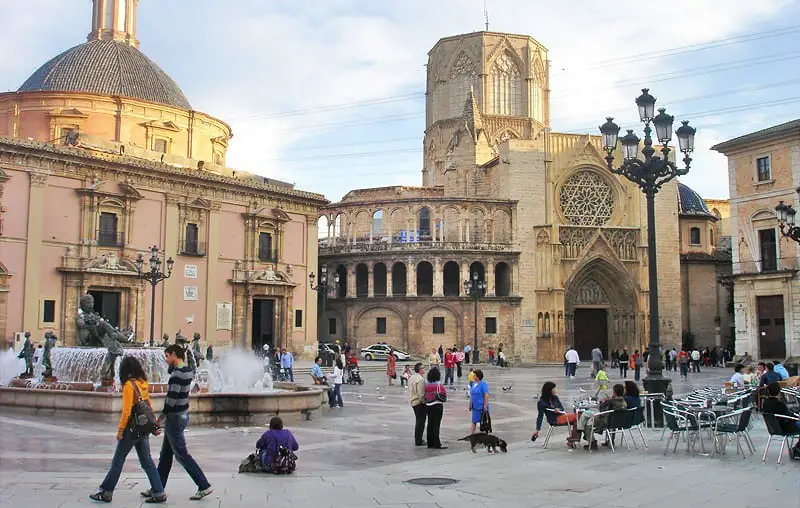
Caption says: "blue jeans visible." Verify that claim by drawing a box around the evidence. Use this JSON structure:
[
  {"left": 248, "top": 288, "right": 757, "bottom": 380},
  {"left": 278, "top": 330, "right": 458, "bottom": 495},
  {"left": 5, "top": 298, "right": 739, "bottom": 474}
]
[
  {"left": 100, "top": 433, "right": 164, "bottom": 495},
  {"left": 444, "top": 367, "right": 454, "bottom": 386},
  {"left": 158, "top": 413, "right": 211, "bottom": 490},
  {"left": 328, "top": 383, "right": 343, "bottom": 407}
]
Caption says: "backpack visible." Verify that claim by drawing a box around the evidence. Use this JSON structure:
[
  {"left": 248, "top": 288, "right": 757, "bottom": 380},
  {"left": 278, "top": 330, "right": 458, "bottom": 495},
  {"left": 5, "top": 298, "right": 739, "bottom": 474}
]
[
  {"left": 635, "top": 355, "right": 644, "bottom": 367},
  {"left": 273, "top": 446, "right": 297, "bottom": 474},
  {"left": 126, "top": 381, "right": 159, "bottom": 439}
]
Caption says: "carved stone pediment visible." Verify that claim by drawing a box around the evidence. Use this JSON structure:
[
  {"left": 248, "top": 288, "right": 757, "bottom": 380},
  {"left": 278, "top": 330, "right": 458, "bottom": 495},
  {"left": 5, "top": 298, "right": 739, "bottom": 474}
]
[
  {"left": 249, "top": 268, "right": 294, "bottom": 284},
  {"left": 83, "top": 252, "right": 139, "bottom": 274},
  {"left": 574, "top": 279, "right": 610, "bottom": 306},
  {"left": 567, "top": 137, "right": 608, "bottom": 169}
]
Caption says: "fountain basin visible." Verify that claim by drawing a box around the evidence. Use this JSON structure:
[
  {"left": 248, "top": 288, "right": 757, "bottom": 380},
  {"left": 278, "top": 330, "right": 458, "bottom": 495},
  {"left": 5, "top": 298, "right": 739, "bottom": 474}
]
[{"left": 0, "top": 383, "right": 326, "bottom": 425}]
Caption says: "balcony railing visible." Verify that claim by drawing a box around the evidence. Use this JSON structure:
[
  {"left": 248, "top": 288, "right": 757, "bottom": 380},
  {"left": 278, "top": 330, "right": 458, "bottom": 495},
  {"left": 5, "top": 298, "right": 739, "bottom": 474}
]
[
  {"left": 97, "top": 230, "right": 125, "bottom": 247},
  {"left": 180, "top": 240, "right": 207, "bottom": 257},
  {"left": 258, "top": 248, "right": 278, "bottom": 262},
  {"left": 319, "top": 240, "right": 513, "bottom": 255},
  {"left": 732, "top": 257, "right": 798, "bottom": 275}
]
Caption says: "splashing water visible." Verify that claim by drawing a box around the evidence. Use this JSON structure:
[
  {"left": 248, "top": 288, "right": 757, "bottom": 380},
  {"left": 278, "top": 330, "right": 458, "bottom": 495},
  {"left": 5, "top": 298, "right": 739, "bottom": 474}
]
[
  {"left": 28, "top": 347, "right": 169, "bottom": 385},
  {"left": 196, "top": 349, "right": 274, "bottom": 393},
  {"left": 0, "top": 348, "right": 26, "bottom": 386}
]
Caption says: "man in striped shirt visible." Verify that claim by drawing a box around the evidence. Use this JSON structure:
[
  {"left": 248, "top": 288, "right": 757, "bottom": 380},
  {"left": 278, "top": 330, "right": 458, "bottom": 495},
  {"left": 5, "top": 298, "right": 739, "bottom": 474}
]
[{"left": 143, "top": 345, "right": 212, "bottom": 501}]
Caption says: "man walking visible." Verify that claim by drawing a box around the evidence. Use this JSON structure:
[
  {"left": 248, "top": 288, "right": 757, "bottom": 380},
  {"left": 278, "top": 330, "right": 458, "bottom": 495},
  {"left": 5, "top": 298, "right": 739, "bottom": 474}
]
[
  {"left": 590, "top": 346, "right": 603, "bottom": 377},
  {"left": 690, "top": 348, "right": 701, "bottom": 373},
  {"left": 463, "top": 344, "right": 471, "bottom": 365},
  {"left": 280, "top": 347, "right": 295, "bottom": 382},
  {"left": 565, "top": 346, "right": 580, "bottom": 378},
  {"left": 409, "top": 363, "right": 427, "bottom": 446},
  {"left": 443, "top": 348, "right": 455, "bottom": 387},
  {"left": 146, "top": 345, "right": 212, "bottom": 501}
]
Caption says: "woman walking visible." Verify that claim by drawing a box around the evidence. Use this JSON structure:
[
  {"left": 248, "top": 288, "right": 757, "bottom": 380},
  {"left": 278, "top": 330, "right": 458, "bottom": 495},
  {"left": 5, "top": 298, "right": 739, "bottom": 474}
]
[
  {"left": 618, "top": 349, "right": 629, "bottom": 378},
  {"left": 328, "top": 358, "right": 344, "bottom": 408},
  {"left": 386, "top": 349, "right": 397, "bottom": 386},
  {"left": 424, "top": 367, "right": 448, "bottom": 449},
  {"left": 469, "top": 369, "right": 489, "bottom": 434},
  {"left": 90, "top": 356, "right": 166, "bottom": 503}
]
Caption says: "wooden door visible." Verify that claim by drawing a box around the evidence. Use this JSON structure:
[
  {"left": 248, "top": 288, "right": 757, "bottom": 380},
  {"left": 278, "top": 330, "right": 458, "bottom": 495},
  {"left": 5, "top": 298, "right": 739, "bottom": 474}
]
[
  {"left": 757, "top": 295, "right": 785, "bottom": 359},
  {"left": 573, "top": 309, "right": 608, "bottom": 361}
]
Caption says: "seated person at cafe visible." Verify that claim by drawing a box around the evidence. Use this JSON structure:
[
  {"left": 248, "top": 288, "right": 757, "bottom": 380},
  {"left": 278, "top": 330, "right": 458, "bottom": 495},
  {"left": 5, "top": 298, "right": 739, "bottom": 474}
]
[
  {"left": 576, "top": 383, "right": 628, "bottom": 449},
  {"left": 311, "top": 356, "right": 327, "bottom": 385},
  {"left": 256, "top": 417, "right": 299, "bottom": 473},
  {"left": 761, "top": 382, "right": 800, "bottom": 460},
  {"left": 623, "top": 381, "right": 641, "bottom": 408},
  {"left": 760, "top": 363, "right": 782, "bottom": 386},
  {"left": 531, "top": 382, "right": 578, "bottom": 446},
  {"left": 729, "top": 364, "right": 746, "bottom": 389},
  {"left": 772, "top": 361, "right": 790, "bottom": 381}
]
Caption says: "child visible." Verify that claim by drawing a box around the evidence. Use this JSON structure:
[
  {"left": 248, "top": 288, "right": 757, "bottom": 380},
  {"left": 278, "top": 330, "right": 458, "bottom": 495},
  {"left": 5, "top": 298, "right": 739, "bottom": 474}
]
[
  {"left": 400, "top": 365, "right": 411, "bottom": 388},
  {"left": 594, "top": 364, "right": 609, "bottom": 399}
]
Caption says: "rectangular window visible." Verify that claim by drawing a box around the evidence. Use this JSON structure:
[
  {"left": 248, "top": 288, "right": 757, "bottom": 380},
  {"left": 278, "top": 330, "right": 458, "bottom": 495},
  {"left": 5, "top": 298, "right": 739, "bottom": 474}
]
[
  {"left": 184, "top": 223, "right": 199, "bottom": 254},
  {"left": 42, "top": 300, "right": 56, "bottom": 323},
  {"left": 376, "top": 317, "right": 387, "bottom": 335},
  {"left": 756, "top": 156, "right": 771, "bottom": 182},
  {"left": 758, "top": 228, "right": 777, "bottom": 272},
  {"left": 258, "top": 232, "right": 274, "bottom": 261},
  {"left": 152, "top": 138, "right": 168, "bottom": 154},
  {"left": 328, "top": 318, "right": 337, "bottom": 335},
  {"left": 689, "top": 227, "right": 701, "bottom": 245},
  {"left": 485, "top": 317, "right": 497, "bottom": 334},
  {"left": 294, "top": 309, "right": 303, "bottom": 328},
  {"left": 432, "top": 316, "right": 445, "bottom": 334},
  {"left": 98, "top": 212, "right": 119, "bottom": 246}
]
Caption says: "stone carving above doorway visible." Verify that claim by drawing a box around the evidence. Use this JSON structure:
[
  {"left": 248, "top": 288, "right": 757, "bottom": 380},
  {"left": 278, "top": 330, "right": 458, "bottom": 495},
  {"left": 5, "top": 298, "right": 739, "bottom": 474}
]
[{"left": 573, "top": 279, "right": 609, "bottom": 306}]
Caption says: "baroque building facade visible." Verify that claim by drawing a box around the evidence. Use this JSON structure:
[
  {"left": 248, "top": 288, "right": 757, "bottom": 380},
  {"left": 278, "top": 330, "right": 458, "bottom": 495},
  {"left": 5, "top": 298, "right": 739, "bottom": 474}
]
[
  {"left": 713, "top": 119, "right": 800, "bottom": 361},
  {"left": 318, "top": 31, "right": 730, "bottom": 363},
  {"left": 0, "top": 0, "right": 327, "bottom": 357}
]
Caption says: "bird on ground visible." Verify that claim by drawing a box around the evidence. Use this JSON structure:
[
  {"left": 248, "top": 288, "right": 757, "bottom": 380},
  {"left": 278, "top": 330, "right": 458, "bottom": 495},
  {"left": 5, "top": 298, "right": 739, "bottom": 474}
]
[{"left": 501, "top": 385, "right": 512, "bottom": 392}]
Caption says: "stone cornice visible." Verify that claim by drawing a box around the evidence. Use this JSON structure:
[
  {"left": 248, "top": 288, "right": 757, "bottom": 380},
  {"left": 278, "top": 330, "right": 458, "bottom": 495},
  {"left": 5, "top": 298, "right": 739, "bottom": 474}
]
[{"left": 0, "top": 137, "right": 328, "bottom": 211}]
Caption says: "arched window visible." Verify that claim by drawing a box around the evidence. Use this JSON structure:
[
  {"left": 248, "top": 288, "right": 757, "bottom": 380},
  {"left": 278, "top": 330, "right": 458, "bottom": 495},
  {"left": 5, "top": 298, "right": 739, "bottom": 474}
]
[
  {"left": 355, "top": 263, "right": 369, "bottom": 297},
  {"left": 448, "top": 52, "right": 478, "bottom": 117},
  {"left": 333, "top": 214, "right": 343, "bottom": 239},
  {"left": 710, "top": 228, "right": 715, "bottom": 247},
  {"left": 443, "top": 261, "right": 460, "bottom": 296},
  {"left": 335, "top": 265, "right": 347, "bottom": 298},
  {"left": 495, "top": 262, "right": 511, "bottom": 296},
  {"left": 372, "top": 210, "right": 384, "bottom": 239},
  {"left": 317, "top": 215, "right": 329, "bottom": 240},
  {"left": 373, "top": 262, "right": 387, "bottom": 297},
  {"left": 392, "top": 262, "right": 407, "bottom": 296},
  {"left": 417, "top": 261, "right": 434, "bottom": 296},
  {"left": 690, "top": 227, "right": 701, "bottom": 245},
  {"left": 469, "top": 262, "right": 485, "bottom": 284},
  {"left": 491, "top": 53, "right": 523, "bottom": 116},
  {"left": 418, "top": 207, "right": 431, "bottom": 240}
]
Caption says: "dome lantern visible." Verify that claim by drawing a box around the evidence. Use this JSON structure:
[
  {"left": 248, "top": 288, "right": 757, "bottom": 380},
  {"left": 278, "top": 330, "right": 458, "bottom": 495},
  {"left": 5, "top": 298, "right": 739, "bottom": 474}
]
[{"left": 88, "top": 0, "right": 139, "bottom": 49}]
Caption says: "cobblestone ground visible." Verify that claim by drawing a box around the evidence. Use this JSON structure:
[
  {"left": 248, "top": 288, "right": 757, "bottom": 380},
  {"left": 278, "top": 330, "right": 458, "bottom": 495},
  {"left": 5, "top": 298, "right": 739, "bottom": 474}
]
[{"left": 0, "top": 365, "right": 797, "bottom": 508}]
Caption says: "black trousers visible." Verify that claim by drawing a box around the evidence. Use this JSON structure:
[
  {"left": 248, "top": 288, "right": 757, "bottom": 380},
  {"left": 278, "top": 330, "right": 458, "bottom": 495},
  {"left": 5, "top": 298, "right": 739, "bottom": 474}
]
[
  {"left": 426, "top": 403, "right": 443, "bottom": 448},
  {"left": 413, "top": 404, "right": 427, "bottom": 445}
]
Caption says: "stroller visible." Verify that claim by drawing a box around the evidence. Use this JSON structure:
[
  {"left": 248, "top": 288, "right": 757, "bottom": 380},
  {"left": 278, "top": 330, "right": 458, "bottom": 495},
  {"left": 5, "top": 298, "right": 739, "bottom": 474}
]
[{"left": 346, "top": 356, "right": 364, "bottom": 385}]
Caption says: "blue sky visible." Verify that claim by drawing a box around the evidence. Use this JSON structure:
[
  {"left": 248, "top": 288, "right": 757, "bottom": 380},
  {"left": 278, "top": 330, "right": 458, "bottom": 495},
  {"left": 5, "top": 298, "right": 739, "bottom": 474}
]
[{"left": 3, "top": 0, "right": 800, "bottom": 202}]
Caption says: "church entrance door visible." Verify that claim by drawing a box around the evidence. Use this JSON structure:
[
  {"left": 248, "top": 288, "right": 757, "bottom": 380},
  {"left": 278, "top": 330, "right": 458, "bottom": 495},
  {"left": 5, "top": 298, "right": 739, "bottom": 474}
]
[
  {"left": 88, "top": 290, "right": 121, "bottom": 328},
  {"left": 573, "top": 308, "right": 608, "bottom": 361},
  {"left": 251, "top": 298, "right": 275, "bottom": 353}
]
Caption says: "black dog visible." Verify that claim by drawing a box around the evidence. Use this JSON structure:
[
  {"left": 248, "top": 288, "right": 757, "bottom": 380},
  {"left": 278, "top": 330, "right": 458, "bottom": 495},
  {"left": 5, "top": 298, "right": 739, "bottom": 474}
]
[{"left": 458, "top": 433, "right": 508, "bottom": 454}]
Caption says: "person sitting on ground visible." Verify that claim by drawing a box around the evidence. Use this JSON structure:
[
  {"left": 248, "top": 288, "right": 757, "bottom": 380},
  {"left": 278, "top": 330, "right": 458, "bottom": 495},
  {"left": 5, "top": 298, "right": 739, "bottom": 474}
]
[
  {"left": 531, "top": 381, "right": 578, "bottom": 446},
  {"left": 760, "top": 362, "right": 782, "bottom": 386},
  {"left": 256, "top": 417, "right": 299, "bottom": 473},
  {"left": 623, "top": 381, "right": 641, "bottom": 409},
  {"left": 773, "top": 361, "right": 790, "bottom": 381},
  {"left": 576, "top": 383, "right": 628, "bottom": 449},
  {"left": 310, "top": 356, "right": 327, "bottom": 385},
  {"left": 760, "top": 382, "right": 800, "bottom": 460}
]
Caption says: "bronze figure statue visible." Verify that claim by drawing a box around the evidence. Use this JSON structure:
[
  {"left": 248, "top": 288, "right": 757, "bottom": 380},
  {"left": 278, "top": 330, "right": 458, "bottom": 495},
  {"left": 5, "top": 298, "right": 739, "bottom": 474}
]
[
  {"left": 42, "top": 331, "right": 57, "bottom": 379},
  {"left": 76, "top": 294, "right": 135, "bottom": 381},
  {"left": 17, "top": 331, "right": 34, "bottom": 378}
]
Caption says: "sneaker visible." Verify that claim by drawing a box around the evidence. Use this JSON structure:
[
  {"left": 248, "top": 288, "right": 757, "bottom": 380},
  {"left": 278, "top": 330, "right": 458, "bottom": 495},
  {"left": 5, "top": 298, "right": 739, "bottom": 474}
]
[
  {"left": 145, "top": 494, "right": 167, "bottom": 504},
  {"left": 190, "top": 487, "right": 213, "bottom": 500},
  {"left": 89, "top": 491, "right": 112, "bottom": 503}
]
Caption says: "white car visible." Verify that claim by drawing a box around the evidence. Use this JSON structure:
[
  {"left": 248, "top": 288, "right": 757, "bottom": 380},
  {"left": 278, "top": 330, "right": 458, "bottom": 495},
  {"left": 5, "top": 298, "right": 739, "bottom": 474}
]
[{"left": 360, "top": 344, "right": 410, "bottom": 361}]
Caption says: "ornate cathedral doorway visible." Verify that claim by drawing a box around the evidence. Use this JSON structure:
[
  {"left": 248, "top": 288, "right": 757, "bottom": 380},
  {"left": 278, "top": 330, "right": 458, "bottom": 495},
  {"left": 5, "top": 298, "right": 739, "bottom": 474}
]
[{"left": 573, "top": 309, "right": 608, "bottom": 360}]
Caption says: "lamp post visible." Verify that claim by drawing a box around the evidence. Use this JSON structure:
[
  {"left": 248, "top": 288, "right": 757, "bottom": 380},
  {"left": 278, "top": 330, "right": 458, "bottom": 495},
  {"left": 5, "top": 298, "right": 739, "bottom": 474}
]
[
  {"left": 310, "top": 265, "right": 340, "bottom": 345},
  {"left": 464, "top": 271, "right": 486, "bottom": 363},
  {"left": 136, "top": 246, "right": 174, "bottom": 347},
  {"left": 775, "top": 188, "right": 800, "bottom": 244},
  {"left": 599, "top": 88, "right": 696, "bottom": 396}
]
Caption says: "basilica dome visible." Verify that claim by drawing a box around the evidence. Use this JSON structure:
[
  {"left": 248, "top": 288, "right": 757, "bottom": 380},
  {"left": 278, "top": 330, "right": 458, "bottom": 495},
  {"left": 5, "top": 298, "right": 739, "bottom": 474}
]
[
  {"left": 677, "top": 182, "right": 714, "bottom": 217},
  {"left": 18, "top": 40, "right": 191, "bottom": 110}
]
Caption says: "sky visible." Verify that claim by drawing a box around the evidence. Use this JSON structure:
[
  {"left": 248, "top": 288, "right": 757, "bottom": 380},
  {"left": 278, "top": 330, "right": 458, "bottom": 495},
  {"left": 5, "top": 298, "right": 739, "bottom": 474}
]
[{"left": 2, "top": 0, "right": 800, "bottom": 203}]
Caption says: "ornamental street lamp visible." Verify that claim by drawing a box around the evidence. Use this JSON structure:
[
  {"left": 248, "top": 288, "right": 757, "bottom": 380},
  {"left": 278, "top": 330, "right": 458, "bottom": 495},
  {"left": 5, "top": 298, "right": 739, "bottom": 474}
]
[
  {"left": 464, "top": 271, "right": 487, "bottom": 363},
  {"left": 310, "top": 265, "right": 340, "bottom": 344},
  {"left": 599, "top": 89, "right": 696, "bottom": 397},
  {"left": 775, "top": 188, "right": 800, "bottom": 244},
  {"left": 136, "top": 246, "right": 174, "bottom": 347}
]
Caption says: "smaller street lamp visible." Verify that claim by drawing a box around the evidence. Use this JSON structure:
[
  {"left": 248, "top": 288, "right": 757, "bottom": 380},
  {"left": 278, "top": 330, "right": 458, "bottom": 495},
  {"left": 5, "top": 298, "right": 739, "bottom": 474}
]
[
  {"left": 775, "top": 189, "right": 800, "bottom": 244},
  {"left": 136, "top": 246, "right": 174, "bottom": 347},
  {"left": 464, "top": 272, "right": 487, "bottom": 363}
]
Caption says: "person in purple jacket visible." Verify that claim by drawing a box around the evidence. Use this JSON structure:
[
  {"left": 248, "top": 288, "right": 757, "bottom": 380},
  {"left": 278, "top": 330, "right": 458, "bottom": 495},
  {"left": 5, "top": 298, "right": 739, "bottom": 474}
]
[{"left": 256, "top": 417, "right": 299, "bottom": 473}]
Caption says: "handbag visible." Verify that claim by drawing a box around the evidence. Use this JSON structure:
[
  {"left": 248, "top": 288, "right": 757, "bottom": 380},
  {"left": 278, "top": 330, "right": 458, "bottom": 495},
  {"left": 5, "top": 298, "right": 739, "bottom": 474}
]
[
  {"left": 479, "top": 410, "right": 492, "bottom": 433},
  {"left": 273, "top": 446, "right": 297, "bottom": 474},
  {"left": 435, "top": 383, "right": 447, "bottom": 403},
  {"left": 126, "top": 381, "right": 159, "bottom": 439}
]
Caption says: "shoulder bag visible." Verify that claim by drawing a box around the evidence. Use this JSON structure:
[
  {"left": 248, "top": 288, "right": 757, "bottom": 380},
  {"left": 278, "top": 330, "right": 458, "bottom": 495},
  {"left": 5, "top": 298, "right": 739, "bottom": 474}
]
[
  {"left": 479, "top": 409, "right": 492, "bottom": 433},
  {"left": 435, "top": 383, "right": 447, "bottom": 403},
  {"left": 126, "top": 381, "right": 160, "bottom": 439}
]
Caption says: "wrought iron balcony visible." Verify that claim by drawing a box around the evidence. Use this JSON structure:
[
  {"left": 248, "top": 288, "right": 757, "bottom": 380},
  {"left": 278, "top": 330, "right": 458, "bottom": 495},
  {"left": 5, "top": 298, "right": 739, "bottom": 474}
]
[
  {"left": 180, "top": 240, "right": 207, "bottom": 257},
  {"left": 96, "top": 230, "right": 125, "bottom": 247}
]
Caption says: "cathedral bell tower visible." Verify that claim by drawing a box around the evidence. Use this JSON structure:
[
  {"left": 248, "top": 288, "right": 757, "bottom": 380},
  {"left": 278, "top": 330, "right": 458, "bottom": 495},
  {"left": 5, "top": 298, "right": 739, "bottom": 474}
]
[{"left": 88, "top": 0, "right": 139, "bottom": 48}]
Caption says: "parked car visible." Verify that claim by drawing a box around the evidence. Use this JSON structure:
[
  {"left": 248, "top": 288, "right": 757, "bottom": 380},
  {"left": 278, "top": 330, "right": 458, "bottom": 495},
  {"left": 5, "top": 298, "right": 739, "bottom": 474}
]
[
  {"left": 360, "top": 344, "right": 410, "bottom": 361},
  {"left": 318, "top": 343, "right": 341, "bottom": 356}
]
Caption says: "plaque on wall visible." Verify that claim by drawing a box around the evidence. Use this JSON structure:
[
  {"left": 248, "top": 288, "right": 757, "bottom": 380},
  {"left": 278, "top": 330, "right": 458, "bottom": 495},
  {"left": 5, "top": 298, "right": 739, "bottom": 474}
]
[
  {"left": 184, "top": 264, "right": 198, "bottom": 279},
  {"left": 183, "top": 286, "right": 198, "bottom": 301},
  {"left": 216, "top": 302, "right": 232, "bottom": 330}
]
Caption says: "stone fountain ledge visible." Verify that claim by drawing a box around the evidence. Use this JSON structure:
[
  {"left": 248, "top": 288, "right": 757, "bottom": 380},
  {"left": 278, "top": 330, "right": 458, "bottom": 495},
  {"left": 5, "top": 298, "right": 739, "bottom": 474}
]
[{"left": 0, "top": 382, "right": 327, "bottom": 426}]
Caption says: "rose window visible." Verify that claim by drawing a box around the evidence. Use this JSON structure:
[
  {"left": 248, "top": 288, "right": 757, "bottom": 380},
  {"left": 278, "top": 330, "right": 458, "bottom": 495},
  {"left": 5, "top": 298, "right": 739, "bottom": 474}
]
[{"left": 559, "top": 171, "right": 615, "bottom": 226}]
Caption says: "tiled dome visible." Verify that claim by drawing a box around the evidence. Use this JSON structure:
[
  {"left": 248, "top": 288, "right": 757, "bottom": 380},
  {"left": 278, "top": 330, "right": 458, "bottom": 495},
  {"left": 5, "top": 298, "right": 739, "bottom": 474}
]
[
  {"left": 19, "top": 40, "right": 191, "bottom": 110},
  {"left": 677, "top": 182, "right": 713, "bottom": 217}
]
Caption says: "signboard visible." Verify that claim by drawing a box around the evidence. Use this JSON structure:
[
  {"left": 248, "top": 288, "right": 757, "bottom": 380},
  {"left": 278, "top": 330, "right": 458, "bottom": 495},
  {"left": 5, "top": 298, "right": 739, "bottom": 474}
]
[
  {"left": 216, "top": 302, "right": 232, "bottom": 330},
  {"left": 183, "top": 286, "right": 198, "bottom": 301},
  {"left": 184, "top": 264, "right": 198, "bottom": 279}
]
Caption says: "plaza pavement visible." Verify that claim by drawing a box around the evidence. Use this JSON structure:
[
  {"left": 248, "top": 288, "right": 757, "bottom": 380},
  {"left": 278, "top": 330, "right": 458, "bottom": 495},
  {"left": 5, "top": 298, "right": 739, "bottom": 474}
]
[{"left": 0, "top": 365, "right": 796, "bottom": 508}]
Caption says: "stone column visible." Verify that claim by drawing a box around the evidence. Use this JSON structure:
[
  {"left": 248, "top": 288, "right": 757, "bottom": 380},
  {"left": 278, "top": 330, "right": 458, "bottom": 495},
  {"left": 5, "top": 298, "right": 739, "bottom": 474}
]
[
  {"left": 461, "top": 260, "right": 470, "bottom": 281},
  {"left": 204, "top": 205, "right": 221, "bottom": 345},
  {"left": 367, "top": 263, "right": 374, "bottom": 298},
  {"left": 407, "top": 259, "right": 417, "bottom": 297},
  {"left": 486, "top": 261, "right": 495, "bottom": 297},
  {"left": 22, "top": 172, "right": 47, "bottom": 333},
  {"left": 346, "top": 264, "right": 356, "bottom": 298},
  {"left": 161, "top": 196, "right": 180, "bottom": 336},
  {"left": 433, "top": 258, "right": 443, "bottom": 297},
  {"left": 386, "top": 266, "right": 393, "bottom": 298}
]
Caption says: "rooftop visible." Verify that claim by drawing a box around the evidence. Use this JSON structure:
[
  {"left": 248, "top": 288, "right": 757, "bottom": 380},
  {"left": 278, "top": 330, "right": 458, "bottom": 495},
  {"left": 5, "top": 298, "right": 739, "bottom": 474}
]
[{"left": 711, "top": 118, "right": 800, "bottom": 153}]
